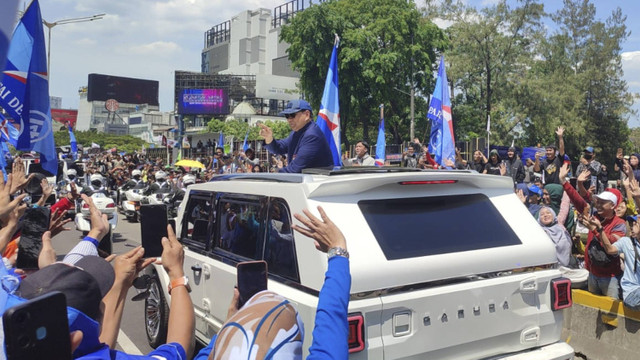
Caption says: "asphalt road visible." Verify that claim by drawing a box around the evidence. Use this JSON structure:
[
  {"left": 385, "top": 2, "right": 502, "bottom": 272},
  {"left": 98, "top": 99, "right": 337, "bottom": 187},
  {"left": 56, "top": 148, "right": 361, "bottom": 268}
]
[{"left": 53, "top": 210, "right": 155, "bottom": 355}]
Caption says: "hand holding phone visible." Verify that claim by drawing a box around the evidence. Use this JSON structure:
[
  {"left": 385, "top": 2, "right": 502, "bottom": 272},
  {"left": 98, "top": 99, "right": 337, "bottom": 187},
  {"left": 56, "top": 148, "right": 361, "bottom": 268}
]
[
  {"left": 237, "top": 260, "right": 268, "bottom": 308},
  {"left": 140, "top": 204, "right": 168, "bottom": 258},
  {"left": 17, "top": 207, "right": 50, "bottom": 270}
]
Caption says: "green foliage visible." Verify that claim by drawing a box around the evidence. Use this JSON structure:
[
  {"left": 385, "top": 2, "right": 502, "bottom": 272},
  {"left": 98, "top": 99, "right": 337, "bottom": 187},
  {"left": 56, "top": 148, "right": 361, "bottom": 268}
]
[
  {"left": 53, "top": 129, "right": 148, "bottom": 153},
  {"left": 206, "top": 118, "right": 291, "bottom": 141},
  {"left": 437, "top": 0, "right": 634, "bottom": 168},
  {"left": 280, "top": 0, "right": 447, "bottom": 145}
]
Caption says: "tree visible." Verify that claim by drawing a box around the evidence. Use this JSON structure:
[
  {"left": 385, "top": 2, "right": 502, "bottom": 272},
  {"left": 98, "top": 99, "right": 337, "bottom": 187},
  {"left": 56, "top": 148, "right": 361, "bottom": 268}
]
[
  {"left": 53, "top": 129, "right": 148, "bottom": 153},
  {"left": 280, "top": 0, "right": 447, "bottom": 145},
  {"left": 206, "top": 118, "right": 291, "bottom": 141}
]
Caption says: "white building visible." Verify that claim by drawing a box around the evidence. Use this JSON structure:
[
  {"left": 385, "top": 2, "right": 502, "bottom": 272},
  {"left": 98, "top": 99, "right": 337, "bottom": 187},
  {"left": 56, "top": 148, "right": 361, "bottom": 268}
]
[{"left": 201, "top": 4, "right": 305, "bottom": 102}]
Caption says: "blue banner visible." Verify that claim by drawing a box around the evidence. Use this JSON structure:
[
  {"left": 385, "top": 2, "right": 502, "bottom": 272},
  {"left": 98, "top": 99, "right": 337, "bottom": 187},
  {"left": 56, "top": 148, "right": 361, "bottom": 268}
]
[
  {"left": 316, "top": 37, "right": 342, "bottom": 166},
  {"left": 242, "top": 129, "right": 249, "bottom": 152},
  {"left": 68, "top": 126, "right": 78, "bottom": 160},
  {"left": 375, "top": 104, "right": 385, "bottom": 166},
  {"left": 218, "top": 131, "right": 224, "bottom": 149},
  {"left": 0, "top": 113, "right": 19, "bottom": 147},
  {"left": 0, "top": 0, "right": 57, "bottom": 175},
  {"left": 0, "top": 0, "right": 20, "bottom": 77},
  {"left": 427, "top": 56, "right": 455, "bottom": 168}
]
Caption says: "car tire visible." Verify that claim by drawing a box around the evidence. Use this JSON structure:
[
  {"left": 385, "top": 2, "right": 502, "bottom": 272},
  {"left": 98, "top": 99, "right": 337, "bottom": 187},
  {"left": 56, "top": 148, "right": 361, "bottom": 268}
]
[{"left": 145, "top": 274, "right": 169, "bottom": 348}]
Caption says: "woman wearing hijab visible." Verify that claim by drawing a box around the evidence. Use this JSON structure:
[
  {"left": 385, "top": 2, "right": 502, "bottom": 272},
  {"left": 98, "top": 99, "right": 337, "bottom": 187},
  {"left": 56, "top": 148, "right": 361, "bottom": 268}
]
[
  {"left": 544, "top": 184, "right": 575, "bottom": 234},
  {"left": 538, "top": 206, "right": 572, "bottom": 267}
]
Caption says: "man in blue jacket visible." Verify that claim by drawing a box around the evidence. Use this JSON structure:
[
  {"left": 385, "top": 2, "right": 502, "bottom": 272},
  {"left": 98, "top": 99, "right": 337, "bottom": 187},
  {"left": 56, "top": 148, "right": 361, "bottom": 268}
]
[{"left": 259, "top": 99, "right": 333, "bottom": 173}]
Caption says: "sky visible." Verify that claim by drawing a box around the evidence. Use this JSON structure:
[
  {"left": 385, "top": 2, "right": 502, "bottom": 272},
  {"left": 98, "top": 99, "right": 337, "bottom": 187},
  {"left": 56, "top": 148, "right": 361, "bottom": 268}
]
[{"left": 12, "top": 0, "right": 640, "bottom": 127}]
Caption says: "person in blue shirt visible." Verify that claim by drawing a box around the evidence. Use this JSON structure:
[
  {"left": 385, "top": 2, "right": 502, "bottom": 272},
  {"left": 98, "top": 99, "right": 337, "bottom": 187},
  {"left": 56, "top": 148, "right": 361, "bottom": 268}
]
[
  {"left": 598, "top": 215, "right": 640, "bottom": 310},
  {"left": 193, "top": 205, "right": 351, "bottom": 360},
  {"left": 259, "top": 100, "right": 333, "bottom": 173}
]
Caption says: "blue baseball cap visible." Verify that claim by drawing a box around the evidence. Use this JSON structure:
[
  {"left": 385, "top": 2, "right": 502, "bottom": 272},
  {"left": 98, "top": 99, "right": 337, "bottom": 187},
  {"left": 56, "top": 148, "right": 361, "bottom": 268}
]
[
  {"left": 627, "top": 215, "right": 638, "bottom": 223},
  {"left": 584, "top": 146, "right": 594, "bottom": 153},
  {"left": 278, "top": 99, "right": 313, "bottom": 116},
  {"left": 527, "top": 184, "right": 543, "bottom": 197}
]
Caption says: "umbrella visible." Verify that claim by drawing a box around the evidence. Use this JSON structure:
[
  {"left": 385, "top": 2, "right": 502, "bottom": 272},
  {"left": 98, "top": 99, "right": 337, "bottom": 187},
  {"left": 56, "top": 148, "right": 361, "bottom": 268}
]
[{"left": 175, "top": 159, "right": 205, "bottom": 169}]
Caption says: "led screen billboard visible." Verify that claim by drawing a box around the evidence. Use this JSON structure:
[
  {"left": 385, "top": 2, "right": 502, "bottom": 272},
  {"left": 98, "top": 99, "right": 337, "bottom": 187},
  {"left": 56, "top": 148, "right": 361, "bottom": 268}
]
[
  {"left": 178, "top": 89, "right": 229, "bottom": 115},
  {"left": 87, "top": 74, "right": 159, "bottom": 106}
]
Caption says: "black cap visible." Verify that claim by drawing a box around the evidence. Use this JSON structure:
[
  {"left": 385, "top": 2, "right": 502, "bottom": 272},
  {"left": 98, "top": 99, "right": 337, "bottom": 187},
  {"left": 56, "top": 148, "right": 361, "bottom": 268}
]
[{"left": 18, "top": 257, "right": 115, "bottom": 321}]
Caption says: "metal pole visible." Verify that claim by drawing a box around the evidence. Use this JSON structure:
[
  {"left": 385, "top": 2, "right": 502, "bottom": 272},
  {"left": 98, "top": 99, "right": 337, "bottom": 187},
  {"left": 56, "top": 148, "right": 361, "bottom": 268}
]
[
  {"left": 410, "top": 87, "right": 415, "bottom": 141},
  {"left": 47, "top": 24, "right": 51, "bottom": 74}
]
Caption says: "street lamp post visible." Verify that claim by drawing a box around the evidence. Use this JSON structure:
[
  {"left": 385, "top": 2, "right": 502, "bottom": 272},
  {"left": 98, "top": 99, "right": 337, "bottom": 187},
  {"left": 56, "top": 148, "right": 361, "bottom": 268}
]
[{"left": 43, "top": 13, "right": 105, "bottom": 78}]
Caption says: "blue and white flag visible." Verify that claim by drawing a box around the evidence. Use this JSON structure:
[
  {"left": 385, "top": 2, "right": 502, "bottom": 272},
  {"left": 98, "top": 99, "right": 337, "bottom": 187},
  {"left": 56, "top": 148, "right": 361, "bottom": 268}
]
[
  {"left": 316, "top": 35, "right": 342, "bottom": 167},
  {"left": 0, "top": 0, "right": 20, "bottom": 76},
  {"left": 68, "top": 125, "right": 78, "bottom": 160},
  {"left": 375, "top": 104, "right": 385, "bottom": 167},
  {"left": 427, "top": 56, "right": 455, "bottom": 168},
  {"left": 0, "top": 113, "right": 19, "bottom": 146},
  {"left": 242, "top": 129, "right": 249, "bottom": 152},
  {"left": 0, "top": 141, "right": 9, "bottom": 180},
  {"left": 0, "top": 0, "right": 57, "bottom": 175}
]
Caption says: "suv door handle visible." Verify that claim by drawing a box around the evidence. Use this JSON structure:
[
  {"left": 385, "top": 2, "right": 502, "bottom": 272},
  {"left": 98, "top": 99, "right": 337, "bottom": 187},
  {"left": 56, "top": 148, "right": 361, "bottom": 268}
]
[{"left": 191, "top": 264, "right": 202, "bottom": 272}]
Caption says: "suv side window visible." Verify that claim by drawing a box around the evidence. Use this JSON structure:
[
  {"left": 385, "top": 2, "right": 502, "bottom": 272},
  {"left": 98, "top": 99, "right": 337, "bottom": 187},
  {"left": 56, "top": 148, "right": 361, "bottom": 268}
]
[
  {"left": 181, "top": 191, "right": 215, "bottom": 250},
  {"left": 264, "top": 198, "right": 299, "bottom": 282},
  {"left": 215, "top": 195, "right": 265, "bottom": 260}
]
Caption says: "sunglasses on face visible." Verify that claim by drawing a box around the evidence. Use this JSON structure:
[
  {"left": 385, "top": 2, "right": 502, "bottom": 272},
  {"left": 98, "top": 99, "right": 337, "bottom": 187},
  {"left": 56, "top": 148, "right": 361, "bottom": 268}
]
[{"left": 285, "top": 111, "right": 300, "bottom": 119}]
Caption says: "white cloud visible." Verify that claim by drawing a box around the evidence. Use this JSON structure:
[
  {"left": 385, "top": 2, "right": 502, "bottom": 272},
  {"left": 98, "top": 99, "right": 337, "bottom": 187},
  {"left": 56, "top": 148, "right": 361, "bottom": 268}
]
[{"left": 126, "top": 41, "right": 181, "bottom": 57}]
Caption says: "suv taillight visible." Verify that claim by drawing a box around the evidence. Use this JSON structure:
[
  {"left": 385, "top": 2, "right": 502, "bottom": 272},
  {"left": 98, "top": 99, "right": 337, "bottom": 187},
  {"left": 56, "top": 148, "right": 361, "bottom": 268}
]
[
  {"left": 551, "top": 278, "right": 572, "bottom": 310},
  {"left": 348, "top": 313, "right": 365, "bottom": 353}
]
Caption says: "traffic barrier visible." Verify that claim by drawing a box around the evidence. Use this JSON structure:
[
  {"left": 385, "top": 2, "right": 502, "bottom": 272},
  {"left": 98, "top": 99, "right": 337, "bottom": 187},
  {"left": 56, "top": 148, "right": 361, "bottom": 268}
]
[{"left": 562, "top": 289, "right": 640, "bottom": 360}]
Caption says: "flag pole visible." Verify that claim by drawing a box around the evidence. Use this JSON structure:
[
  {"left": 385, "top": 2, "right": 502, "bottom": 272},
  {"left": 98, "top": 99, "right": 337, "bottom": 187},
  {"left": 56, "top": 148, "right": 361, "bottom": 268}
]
[{"left": 486, "top": 114, "right": 491, "bottom": 157}]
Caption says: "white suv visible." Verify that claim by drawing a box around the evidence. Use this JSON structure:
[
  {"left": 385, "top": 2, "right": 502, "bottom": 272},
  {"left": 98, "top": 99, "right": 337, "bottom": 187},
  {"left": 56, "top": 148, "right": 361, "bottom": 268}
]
[{"left": 143, "top": 168, "right": 574, "bottom": 359}]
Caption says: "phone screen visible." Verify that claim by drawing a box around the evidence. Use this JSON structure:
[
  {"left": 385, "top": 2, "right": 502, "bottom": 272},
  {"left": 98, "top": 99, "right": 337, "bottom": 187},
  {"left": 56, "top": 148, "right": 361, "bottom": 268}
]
[
  {"left": 237, "top": 260, "right": 268, "bottom": 308},
  {"left": 17, "top": 207, "right": 50, "bottom": 270},
  {"left": 3, "top": 291, "right": 71, "bottom": 360},
  {"left": 140, "top": 204, "right": 168, "bottom": 258}
]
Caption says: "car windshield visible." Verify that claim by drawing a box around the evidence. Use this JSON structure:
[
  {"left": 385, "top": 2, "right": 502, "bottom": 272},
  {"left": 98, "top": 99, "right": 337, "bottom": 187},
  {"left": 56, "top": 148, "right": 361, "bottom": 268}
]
[{"left": 358, "top": 194, "right": 521, "bottom": 260}]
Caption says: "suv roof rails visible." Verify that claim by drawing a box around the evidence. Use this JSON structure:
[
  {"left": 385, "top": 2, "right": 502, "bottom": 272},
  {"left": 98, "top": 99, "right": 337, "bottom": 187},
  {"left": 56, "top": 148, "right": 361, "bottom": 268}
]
[{"left": 301, "top": 167, "right": 474, "bottom": 176}]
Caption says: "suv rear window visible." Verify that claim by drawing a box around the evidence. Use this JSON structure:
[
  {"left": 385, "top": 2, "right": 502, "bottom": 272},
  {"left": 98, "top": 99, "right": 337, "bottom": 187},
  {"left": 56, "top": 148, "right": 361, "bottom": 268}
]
[{"left": 358, "top": 194, "right": 521, "bottom": 260}]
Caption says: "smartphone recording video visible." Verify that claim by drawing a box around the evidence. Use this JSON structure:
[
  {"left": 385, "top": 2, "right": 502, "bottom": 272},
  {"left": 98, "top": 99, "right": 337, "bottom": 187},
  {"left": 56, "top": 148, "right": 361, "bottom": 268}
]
[
  {"left": 237, "top": 260, "right": 268, "bottom": 308},
  {"left": 140, "top": 204, "right": 168, "bottom": 258},
  {"left": 3, "top": 291, "right": 71, "bottom": 360}
]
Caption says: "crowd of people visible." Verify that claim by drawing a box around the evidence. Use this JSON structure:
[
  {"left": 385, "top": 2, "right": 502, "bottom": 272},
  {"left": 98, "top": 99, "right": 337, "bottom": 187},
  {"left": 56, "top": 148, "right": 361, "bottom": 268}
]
[{"left": 1, "top": 97, "right": 639, "bottom": 359}]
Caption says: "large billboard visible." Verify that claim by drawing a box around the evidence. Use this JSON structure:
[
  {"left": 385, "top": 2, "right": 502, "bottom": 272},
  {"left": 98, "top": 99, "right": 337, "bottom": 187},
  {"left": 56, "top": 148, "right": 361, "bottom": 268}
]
[
  {"left": 87, "top": 73, "right": 159, "bottom": 106},
  {"left": 178, "top": 89, "right": 229, "bottom": 115},
  {"left": 51, "top": 109, "right": 78, "bottom": 127}
]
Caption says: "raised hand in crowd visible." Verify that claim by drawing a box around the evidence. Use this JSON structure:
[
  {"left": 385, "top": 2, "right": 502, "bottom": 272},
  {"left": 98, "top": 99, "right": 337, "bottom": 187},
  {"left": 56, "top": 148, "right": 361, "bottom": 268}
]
[
  {"left": 38, "top": 231, "right": 57, "bottom": 269},
  {"left": 559, "top": 163, "right": 570, "bottom": 184},
  {"left": 0, "top": 172, "right": 27, "bottom": 224},
  {"left": 100, "top": 245, "right": 156, "bottom": 348},
  {"left": 36, "top": 177, "right": 54, "bottom": 207},
  {"left": 82, "top": 194, "right": 110, "bottom": 241},
  {"left": 49, "top": 209, "right": 72, "bottom": 238},
  {"left": 555, "top": 126, "right": 565, "bottom": 137},
  {"left": 577, "top": 169, "right": 591, "bottom": 183},
  {"left": 516, "top": 189, "right": 527, "bottom": 204},
  {"left": 10, "top": 157, "right": 35, "bottom": 193},
  {"left": 292, "top": 206, "right": 347, "bottom": 252},
  {"left": 499, "top": 162, "right": 507, "bottom": 176}
]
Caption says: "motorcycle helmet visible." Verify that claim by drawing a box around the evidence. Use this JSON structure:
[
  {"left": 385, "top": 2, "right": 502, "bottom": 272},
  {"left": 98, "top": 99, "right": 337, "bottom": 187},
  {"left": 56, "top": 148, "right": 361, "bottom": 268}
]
[
  {"left": 182, "top": 174, "right": 196, "bottom": 186},
  {"left": 66, "top": 169, "right": 77, "bottom": 181},
  {"left": 90, "top": 174, "right": 104, "bottom": 188},
  {"left": 131, "top": 169, "right": 142, "bottom": 180},
  {"left": 155, "top": 171, "right": 167, "bottom": 182}
]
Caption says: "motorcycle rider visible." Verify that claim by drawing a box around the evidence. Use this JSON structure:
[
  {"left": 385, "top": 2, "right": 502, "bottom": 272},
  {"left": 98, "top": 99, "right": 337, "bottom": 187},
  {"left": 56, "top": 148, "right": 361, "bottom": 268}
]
[
  {"left": 122, "top": 169, "right": 145, "bottom": 191},
  {"left": 145, "top": 170, "right": 172, "bottom": 195},
  {"left": 82, "top": 174, "right": 109, "bottom": 196},
  {"left": 66, "top": 168, "right": 78, "bottom": 183}
]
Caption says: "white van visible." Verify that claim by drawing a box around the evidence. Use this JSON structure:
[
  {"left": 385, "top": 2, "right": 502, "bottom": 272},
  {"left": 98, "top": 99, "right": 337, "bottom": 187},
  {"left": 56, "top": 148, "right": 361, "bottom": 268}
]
[{"left": 143, "top": 168, "right": 574, "bottom": 359}]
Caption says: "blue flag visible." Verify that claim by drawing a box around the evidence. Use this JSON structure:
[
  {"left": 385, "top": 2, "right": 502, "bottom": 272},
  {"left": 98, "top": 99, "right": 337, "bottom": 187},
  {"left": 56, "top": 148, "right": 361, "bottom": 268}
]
[
  {"left": 0, "top": 141, "right": 8, "bottom": 180},
  {"left": 68, "top": 125, "right": 78, "bottom": 160},
  {"left": 0, "top": 113, "right": 19, "bottom": 147},
  {"left": 375, "top": 104, "right": 386, "bottom": 167},
  {"left": 316, "top": 36, "right": 342, "bottom": 167},
  {"left": 0, "top": 0, "right": 57, "bottom": 175},
  {"left": 242, "top": 129, "right": 249, "bottom": 152},
  {"left": 218, "top": 131, "right": 224, "bottom": 149},
  {"left": 427, "top": 56, "right": 455, "bottom": 168}
]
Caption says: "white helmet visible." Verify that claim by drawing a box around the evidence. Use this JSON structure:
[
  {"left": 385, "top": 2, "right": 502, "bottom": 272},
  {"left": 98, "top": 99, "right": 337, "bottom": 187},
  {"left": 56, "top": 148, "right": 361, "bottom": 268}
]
[
  {"left": 131, "top": 169, "right": 142, "bottom": 177},
  {"left": 90, "top": 174, "right": 103, "bottom": 187},
  {"left": 66, "top": 169, "right": 77, "bottom": 177},
  {"left": 182, "top": 174, "right": 196, "bottom": 186},
  {"left": 155, "top": 171, "right": 167, "bottom": 181}
]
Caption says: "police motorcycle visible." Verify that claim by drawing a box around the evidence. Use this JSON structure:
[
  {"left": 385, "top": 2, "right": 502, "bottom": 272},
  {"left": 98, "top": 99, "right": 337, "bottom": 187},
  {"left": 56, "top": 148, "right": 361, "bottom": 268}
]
[
  {"left": 138, "top": 170, "right": 175, "bottom": 220},
  {"left": 56, "top": 168, "right": 81, "bottom": 219},
  {"left": 119, "top": 169, "right": 147, "bottom": 222},
  {"left": 164, "top": 173, "right": 195, "bottom": 220},
  {"left": 75, "top": 174, "right": 118, "bottom": 254}
]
